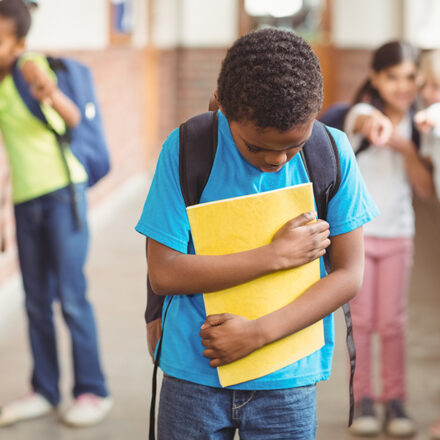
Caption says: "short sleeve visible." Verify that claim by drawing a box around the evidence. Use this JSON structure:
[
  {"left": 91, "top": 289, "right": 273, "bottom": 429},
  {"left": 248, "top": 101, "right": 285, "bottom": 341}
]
[
  {"left": 325, "top": 127, "right": 379, "bottom": 236},
  {"left": 135, "top": 129, "right": 191, "bottom": 253}
]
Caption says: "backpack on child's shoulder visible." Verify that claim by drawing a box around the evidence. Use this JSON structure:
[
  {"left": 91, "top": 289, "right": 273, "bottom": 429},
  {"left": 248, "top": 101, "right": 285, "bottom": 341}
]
[{"left": 11, "top": 54, "right": 110, "bottom": 187}]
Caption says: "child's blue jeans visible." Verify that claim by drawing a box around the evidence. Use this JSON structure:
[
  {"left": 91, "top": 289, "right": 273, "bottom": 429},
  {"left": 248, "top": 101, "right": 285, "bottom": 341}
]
[
  {"left": 14, "top": 184, "right": 108, "bottom": 405},
  {"left": 158, "top": 374, "right": 317, "bottom": 440}
]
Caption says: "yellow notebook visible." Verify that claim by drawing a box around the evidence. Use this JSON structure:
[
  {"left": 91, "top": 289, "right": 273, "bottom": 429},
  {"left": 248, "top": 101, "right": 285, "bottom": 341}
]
[{"left": 187, "top": 183, "right": 324, "bottom": 387}]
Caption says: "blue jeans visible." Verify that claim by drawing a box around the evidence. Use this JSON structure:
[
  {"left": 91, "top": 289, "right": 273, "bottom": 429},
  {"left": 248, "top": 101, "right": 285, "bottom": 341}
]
[
  {"left": 158, "top": 375, "right": 317, "bottom": 440},
  {"left": 14, "top": 184, "right": 108, "bottom": 405}
]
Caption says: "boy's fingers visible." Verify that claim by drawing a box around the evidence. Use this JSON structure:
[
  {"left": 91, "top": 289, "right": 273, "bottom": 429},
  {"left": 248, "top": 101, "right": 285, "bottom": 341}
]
[
  {"left": 304, "top": 219, "right": 329, "bottom": 235},
  {"left": 285, "top": 211, "right": 316, "bottom": 229},
  {"left": 201, "top": 314, "right": 227, "bottom": 330}
]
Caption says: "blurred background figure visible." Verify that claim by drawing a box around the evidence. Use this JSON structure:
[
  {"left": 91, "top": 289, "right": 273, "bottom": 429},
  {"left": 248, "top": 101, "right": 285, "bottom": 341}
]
[
  {"left": 0, "top": 1, "right": 440, "bottom": 439},
  {"left": 343, "top": 40, "right": 433, "bottom": 437},
  {"left": 0, "top": 0, "right": 112, "bottom": 428}
]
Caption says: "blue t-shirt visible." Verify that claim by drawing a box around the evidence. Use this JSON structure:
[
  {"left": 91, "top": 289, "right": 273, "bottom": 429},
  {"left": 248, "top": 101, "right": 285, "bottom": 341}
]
[{"left": 136, "top": 111, "right": 378, "bottom": 390}]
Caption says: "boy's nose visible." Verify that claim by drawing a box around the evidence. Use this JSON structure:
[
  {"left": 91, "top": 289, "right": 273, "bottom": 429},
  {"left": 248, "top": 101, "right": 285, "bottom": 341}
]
[{"left": 264, "top": 151, "right": 287, "bottom": 166}]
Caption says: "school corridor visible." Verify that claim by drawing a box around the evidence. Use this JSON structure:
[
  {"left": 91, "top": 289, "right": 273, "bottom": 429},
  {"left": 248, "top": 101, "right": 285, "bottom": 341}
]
[{"left": 0, "top": 174, "right": 438, "bottom": 440}]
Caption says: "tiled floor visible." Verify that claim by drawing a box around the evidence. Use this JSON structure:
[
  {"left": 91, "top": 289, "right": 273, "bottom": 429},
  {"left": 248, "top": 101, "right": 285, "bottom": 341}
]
[{"left": 0, "top": 176, "right": 439, "bottom": 440}]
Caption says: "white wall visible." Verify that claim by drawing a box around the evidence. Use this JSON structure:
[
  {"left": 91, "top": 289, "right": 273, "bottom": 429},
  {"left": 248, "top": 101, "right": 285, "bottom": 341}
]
[
  {"left": 132, "top": 0, "right": 149, "bottom": 47},
  {"left": 331, "top": 0, "right": 401, "bottom": 48},
  {"left": 27, "top": 0, "right": 109, "bottom": 51},
  {"left": 153, "top": 0, "right": 238, "bottom": 48},
  {"left": 404, "top": 0, "right": 440, "bottom": 49},
  {"left": 152, "top": 0, "right": 180, "bottom": 48},
  {"left": 181, "top": 0, "right": 238, "bottom": 48}
]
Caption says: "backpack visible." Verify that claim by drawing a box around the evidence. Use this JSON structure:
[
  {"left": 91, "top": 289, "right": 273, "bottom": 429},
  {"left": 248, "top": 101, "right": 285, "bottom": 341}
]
[
  {"left": 318, "top": 102, "right": 350, "bottom": 131},
  {"left": 147, "top": 112, "right": 356, "bottom": 439},
  {"left": 11, "top": 55, "right": 111, "bottom": 226}
]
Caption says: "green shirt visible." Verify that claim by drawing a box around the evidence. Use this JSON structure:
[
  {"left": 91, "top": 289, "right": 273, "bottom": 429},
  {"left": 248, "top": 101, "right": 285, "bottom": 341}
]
[{"left": 0, "top": 53, "right": 87, "bottom": 203}]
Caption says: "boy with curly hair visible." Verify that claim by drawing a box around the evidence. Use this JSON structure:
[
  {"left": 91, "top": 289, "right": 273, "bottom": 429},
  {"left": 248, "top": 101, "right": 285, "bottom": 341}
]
[{"left": 136, "top": 28, "right": 378, "bottom": 439}]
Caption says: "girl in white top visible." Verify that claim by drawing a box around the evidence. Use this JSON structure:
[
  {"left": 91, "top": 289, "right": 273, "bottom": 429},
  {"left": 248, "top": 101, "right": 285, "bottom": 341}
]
[
  {"left": 414, "top": 49, "right": 440, "bottom": 440},
  {"left": 344, "top": 41, "right": 434, "bottom": 438}
]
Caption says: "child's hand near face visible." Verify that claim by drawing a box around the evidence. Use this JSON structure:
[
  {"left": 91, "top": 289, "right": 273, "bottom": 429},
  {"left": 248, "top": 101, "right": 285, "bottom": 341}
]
[
  {"left": 20, "top": 59, "right": 81, "bottom": 128},
  {"left": 20, "top": 60, "right": 57, "bottom": 105}
]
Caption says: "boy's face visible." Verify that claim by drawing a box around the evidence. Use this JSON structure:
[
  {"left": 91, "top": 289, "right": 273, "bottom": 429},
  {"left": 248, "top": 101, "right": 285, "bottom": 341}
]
[
  {"left": 421, "top": 76, "right": 440, "bottom": 106},
  {"left": 0, "top": 17, "right": 24, "bottom": 71},
  {"left": 229, "top": 117, "right": 315, "bottom": 173}
]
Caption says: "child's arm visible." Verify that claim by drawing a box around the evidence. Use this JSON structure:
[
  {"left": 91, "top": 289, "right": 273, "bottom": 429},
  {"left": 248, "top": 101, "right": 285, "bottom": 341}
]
[
  {"left": 147, "top": 211, "right": 330, "bottom": 295},
  {"left": 200, "top": 226, "right": 364, "bottom": 367},
  {"left": 387, "top": 132, "right": 434, "bottom": 199},
  {"left": 20, "top": 60, "right": 81, "bottom": 128},
  {"left": 344, "top": 103, "right": 393, "bottom": 147}
]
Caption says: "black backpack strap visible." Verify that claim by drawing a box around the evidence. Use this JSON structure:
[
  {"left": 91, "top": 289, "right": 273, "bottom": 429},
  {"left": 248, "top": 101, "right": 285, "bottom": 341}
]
[
  {"left": 148, "top": 111, "right": 218, "bottom": 440},
  {"left": 300, "top": 120, "right": 341, "bottom": 224},
  {"left": 300, "top": 121, "right": 355, "bottom": 427},
  {"left": 179, "top": 111, "right": 219, "bottom": 206},
  {"left": 145, "top": 111, "right": 219, "bottom": 325}
]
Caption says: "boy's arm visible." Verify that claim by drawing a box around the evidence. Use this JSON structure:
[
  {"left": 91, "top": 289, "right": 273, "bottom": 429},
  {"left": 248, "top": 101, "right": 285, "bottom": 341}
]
[
  {"left": 20, "top": 60, "right": 81, "bottom": 128},
  {"left": 200, "top": 226, "right": 364, "bottom": 367},
  {"left": 147, "top": 212, "right": 330, "bottom": 295}
]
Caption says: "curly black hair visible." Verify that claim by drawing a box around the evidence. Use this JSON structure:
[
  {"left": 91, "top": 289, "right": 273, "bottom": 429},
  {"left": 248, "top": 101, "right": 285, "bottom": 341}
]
[
  {"left": 217, "top": 28, "right": 323, "bottom": 131},
  {"left": 0, "top": 0, "right": 32, "bottom": 39}
]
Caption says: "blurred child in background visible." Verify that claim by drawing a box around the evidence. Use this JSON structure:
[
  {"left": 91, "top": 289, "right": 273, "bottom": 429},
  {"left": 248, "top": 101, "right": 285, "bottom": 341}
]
[
  {"left": 414, "top": 49, "right": 440, "bottom": 440},
  {"left": 0, "top": 0, "right": 112, "bottom": 428},
  {"left": 415, "top": 50, "right": 440, "bottom": 198},
  {"left": 343, "top": 41, "right": 434, "bottom": 438}
]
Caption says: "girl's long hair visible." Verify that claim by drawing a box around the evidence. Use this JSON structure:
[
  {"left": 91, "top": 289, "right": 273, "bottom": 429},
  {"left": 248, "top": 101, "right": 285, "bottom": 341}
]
[{"left": 353, "top": 41, "right": 420, "bottom": 111}]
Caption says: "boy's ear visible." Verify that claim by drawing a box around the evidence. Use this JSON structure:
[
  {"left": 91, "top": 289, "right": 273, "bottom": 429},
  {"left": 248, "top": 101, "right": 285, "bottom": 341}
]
[{"left": 208, "top": 91, "right": 220, "bottom": 112}]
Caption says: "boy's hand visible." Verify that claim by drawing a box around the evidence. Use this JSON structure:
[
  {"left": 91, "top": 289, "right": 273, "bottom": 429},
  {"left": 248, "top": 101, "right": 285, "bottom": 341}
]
[
  {"left": 357, "top": 111, "right": 393, "bottom": 146},
  {"left": 20, "top": 60, "right": 57, "bottom": 105},
  {"left": 270, "top": 212, "right": 330, "bottom": 270},
  {"left": 200, "top": 314, "right": 264, "bottom": 367}
]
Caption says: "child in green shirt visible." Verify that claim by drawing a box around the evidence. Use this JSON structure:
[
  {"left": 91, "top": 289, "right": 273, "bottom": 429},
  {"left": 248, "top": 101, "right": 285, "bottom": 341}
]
[{"left": 0, "top": 0, "right": 112, "bottom": 428}]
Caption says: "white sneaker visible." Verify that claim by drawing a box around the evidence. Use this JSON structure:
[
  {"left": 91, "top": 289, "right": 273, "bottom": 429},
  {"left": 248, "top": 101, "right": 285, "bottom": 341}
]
[
  {"left": 62, "top": 394, "right": 113, "bottom": 427},
  {"left": 384, "top": 399, "right": 416, "bottom": 438},
  {"left": 349, "top": 397, "right": 381, "bottom": 436},
  {"left": 0, "top": 393, "right": 53, "bottom": 427}
]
